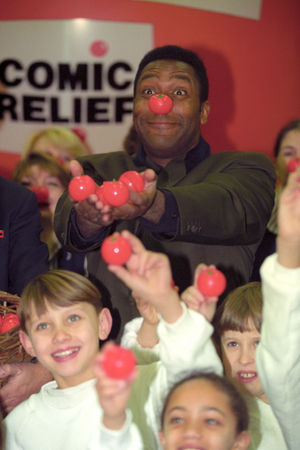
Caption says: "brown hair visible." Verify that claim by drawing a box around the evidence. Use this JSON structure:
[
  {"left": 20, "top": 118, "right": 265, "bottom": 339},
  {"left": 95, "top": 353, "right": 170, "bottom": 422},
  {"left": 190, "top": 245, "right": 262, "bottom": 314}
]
[
  {"left": 13, "top": 152, "right": 71, "bottom": 189},
  {"left": 19, "top": 270, "right": 102, "bottom": 333},
  {"left": 213, "top": 282, "right": 262, "bottom": 352}
]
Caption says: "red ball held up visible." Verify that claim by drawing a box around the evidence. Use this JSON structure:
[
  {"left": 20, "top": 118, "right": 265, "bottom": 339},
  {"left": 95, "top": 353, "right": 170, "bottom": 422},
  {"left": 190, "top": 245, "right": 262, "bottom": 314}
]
[
  {"left": 197, "top": 268, "right": 227, "bottom": 297},
  {"left": 100, "top": 233, "right": 132, "bottom": 266},
  {"left": 101, "top": 345, "right": 136, "bottom": 380}
]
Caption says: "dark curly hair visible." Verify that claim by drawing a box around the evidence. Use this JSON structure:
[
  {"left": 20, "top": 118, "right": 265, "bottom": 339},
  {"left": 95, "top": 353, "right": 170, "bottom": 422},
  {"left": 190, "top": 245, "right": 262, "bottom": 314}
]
[{"left": 133, "top": 45, "right": 209, "bottom": 104}]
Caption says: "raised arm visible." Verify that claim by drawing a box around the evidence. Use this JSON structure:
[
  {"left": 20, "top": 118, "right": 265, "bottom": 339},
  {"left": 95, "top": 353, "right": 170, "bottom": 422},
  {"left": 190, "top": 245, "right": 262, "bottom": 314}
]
[
  {"left": 256, "top": 168, "right": 300, "bottom": 450},
  {"left": 108, "top": 231, "right": 183, "bottom": 324}
]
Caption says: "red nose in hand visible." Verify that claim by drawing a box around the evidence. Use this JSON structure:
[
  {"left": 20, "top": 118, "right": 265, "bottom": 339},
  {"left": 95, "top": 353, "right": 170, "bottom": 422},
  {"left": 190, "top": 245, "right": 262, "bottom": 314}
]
[
  {"left": 100, "top": 233, "right": 132, "bottom": 266},
  {"left": 148, "top": 94, "right": 173, "bottom": 114},
  {"left": 30, "top": 186, "right": 49, "bottom": 204},
  {"left": 119, "top": 171, "right": 145, "bottom": 193},
  {"left": 197, "top": 268, "right": 227, "bottom": 297},
  {"left": 101, "top": 345, "right": 136, "bottom": 379},
  {"left": 68, "top": 175, "right": 96, "bottom": 202}
]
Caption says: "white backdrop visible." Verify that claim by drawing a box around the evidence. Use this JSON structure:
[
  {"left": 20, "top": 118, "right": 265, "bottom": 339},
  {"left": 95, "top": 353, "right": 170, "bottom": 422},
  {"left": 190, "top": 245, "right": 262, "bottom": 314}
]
[{"left": 0, "top": 20, "right": 153, "bottom": 155}]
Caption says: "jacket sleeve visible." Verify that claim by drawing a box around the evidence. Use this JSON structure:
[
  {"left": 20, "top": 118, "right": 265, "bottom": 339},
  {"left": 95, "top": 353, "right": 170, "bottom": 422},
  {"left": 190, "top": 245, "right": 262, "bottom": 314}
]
[
  {"left": 90, "top": 410, "right": 143, "bottom": 450},
  {"left": 7, "top": 187, "right": 49, "bottom": 295},
  {"left": 167, "top": 152, "right": 275, "bottom": 245},
  {"left": 256, "top": 253, "right": 300, "bottom": 450}
]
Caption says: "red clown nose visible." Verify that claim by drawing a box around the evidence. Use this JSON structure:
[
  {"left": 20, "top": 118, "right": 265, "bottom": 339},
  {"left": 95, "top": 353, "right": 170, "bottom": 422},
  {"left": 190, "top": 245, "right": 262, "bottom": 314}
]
[
  {"left": 30, "top": 186, "right": 49, "bottom": 204},
  {"left": 148, "top": 94, "right": 173, "bottom": 114}
]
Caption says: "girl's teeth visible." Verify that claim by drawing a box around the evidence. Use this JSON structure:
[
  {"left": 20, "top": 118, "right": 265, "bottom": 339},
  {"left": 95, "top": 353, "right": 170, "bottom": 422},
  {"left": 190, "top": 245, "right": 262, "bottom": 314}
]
[
  {"left": 240, "top": 373, "right": 255, "bottom": 378},
  {"left": 54, "top": 348, "right": 77, "bottom": 357}
]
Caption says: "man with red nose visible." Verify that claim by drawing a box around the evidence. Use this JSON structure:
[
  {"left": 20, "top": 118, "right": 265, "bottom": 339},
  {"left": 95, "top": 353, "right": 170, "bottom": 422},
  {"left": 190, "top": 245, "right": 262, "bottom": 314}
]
[{"left": 55, "top": 45, "right": 275, "bottom": 341}]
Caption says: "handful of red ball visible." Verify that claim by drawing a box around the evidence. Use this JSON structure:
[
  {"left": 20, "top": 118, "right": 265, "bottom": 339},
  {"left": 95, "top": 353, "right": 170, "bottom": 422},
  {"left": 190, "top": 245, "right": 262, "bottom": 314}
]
[
  {"left": 68, "top": 170, "right": 144, "bottom": 206},
  {"left": 0, "top": 313, "right": 20, "bottom": 334}
]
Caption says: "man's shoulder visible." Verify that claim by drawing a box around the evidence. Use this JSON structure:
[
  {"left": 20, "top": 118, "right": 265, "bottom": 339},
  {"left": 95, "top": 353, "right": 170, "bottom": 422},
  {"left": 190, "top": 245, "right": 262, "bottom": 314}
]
[
  {"left": 209, "top": 150, "right": 272, "bottom": 163},
  {"left": 204, "top": 150, "right": 274, "bottom": 172}
]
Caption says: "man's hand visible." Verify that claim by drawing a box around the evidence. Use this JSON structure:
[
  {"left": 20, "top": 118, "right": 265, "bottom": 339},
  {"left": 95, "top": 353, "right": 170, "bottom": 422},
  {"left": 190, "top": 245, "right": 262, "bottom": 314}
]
[
  {"left": 0, "top": 362, "right": 52, "bottom": 414},
  {"left": 70, "top": 161, "right": 158, "bottom": 238},
  {"left": 109, "top": 169, "right": 158, "bottom": 222},
  {"left": 70, "top": 160, "right": 115, "bottom": 237}
]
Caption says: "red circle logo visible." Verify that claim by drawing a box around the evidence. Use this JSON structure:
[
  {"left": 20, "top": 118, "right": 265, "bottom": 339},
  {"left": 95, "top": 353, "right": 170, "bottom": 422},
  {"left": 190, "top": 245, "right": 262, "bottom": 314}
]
[{"left": 90, "top": 40, "right": 109, "bottom": 57}]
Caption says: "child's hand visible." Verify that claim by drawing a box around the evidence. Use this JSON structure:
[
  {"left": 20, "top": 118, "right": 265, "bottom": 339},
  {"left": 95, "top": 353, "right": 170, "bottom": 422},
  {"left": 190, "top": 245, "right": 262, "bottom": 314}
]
[
  {"left": 131, "top": 292, "right": 159, "bottom": 348},
  {"left": 108, "top": 231, "right": 182, "bottom": 323},
  {"left": 181, "top": 264, "right": 218, "bottom": 322},
  {"left": 133, "top": 292, "right": 159, "bottom": 326},
  {"left": 93, "top": 342, "right": 138, "bottom": 431},
  {"left": 277, "top": 168, "right": 300, "bottom": 268}
]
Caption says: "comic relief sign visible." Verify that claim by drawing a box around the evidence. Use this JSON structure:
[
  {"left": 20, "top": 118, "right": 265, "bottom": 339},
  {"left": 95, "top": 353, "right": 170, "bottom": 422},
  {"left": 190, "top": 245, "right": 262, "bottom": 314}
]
[{"left": 0, "top": 20, "right": 153, "bottom": 154}]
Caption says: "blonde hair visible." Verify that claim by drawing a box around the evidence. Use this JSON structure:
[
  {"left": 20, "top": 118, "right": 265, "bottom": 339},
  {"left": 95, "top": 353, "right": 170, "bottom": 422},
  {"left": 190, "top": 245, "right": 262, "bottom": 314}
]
[
  {"left": 19, "top": 270, "right": 102, "bottom": 333},
  {"left": 23, "top": 127, "right": 87, "bottom": 160}
]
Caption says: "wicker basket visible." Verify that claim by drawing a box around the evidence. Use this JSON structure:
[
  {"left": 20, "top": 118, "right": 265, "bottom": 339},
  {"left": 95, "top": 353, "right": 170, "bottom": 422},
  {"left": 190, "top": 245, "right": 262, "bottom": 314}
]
[{"left": 0, "top": 291, "right": 31, "bottom": 388}]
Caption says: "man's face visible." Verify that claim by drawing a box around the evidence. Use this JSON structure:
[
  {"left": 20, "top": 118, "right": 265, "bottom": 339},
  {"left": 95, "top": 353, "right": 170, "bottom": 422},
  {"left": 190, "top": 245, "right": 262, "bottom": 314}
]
[{"left": 133, "top": 60, "right": 209, "bottom": 166}]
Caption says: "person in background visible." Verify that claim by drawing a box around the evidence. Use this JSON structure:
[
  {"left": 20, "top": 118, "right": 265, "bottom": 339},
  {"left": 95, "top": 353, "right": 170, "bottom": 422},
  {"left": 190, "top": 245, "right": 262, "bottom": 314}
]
[
  {"left": 251, "top": 118, "right": 300, "bottom": 280},
  {"left": 22, "top": 126, "right": 88, "bottom": 167},
  {"left": 0, "top": 175, "right": 50, "bottom": 417},
  {"left": 256, "top": 166, "right": 300, "bottom": 449},
  {"left": 0, "top": 176, "right": 48, "bottom": 295},
  {"left": 13, "top": 153, "right": 86, "bottom": 275},
  {"left": 54, "top": 44, "right": 276, "bottom": 342}
]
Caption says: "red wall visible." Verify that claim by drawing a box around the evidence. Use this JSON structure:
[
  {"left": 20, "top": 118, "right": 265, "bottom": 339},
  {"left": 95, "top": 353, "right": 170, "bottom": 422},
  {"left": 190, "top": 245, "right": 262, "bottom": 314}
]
[{"left": 1, "top": 0, "right": 300, "bottom": 177}]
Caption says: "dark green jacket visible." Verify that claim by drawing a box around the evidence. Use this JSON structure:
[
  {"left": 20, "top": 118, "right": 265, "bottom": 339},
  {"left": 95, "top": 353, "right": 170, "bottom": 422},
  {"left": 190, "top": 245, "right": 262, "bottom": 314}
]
[{"left": 55, "top": 148, "right": 275, "bottom": 339}]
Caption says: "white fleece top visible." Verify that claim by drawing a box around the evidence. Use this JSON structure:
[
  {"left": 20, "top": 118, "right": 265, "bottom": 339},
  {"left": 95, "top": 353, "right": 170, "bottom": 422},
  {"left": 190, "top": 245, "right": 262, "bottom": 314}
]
[
  {"left": 256, "top": 253, "right": 300, "bottom": 450},
  {"left": 4, "top": 303, "right": 223, "bottom": 450}
]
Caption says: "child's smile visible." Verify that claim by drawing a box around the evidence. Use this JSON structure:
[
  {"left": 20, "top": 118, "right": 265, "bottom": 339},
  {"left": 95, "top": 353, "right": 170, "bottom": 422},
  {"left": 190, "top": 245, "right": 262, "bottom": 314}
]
[{"left": 21, "top": 301, "right": 101, "bottom": 389}]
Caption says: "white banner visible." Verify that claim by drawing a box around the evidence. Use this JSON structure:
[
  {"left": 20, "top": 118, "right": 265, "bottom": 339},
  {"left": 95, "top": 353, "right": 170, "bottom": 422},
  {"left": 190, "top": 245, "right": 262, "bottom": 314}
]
[
  {"left": 0, "top": 20, "right": 153, "bottom": 154},
  {"left": 134, "top": 0, "right": 262, "bottom": 20}
]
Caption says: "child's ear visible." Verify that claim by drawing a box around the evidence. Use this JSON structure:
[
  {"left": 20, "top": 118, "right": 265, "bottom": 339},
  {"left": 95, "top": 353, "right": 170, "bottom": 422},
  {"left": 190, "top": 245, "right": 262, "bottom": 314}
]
[
  {"left": 19, "top": 330, "right": 36, "bottom": 357},
  {"left": 233, "top": 430, "right": 251, "bottom": 449},
  {"left": 98, "top": 308, "right": 113, "bottom": 340},
  {"left": 158, "top": 430, "right": 166, "bottom": 449}
]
